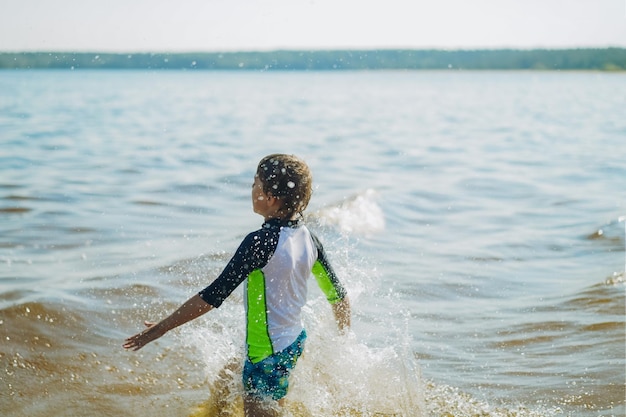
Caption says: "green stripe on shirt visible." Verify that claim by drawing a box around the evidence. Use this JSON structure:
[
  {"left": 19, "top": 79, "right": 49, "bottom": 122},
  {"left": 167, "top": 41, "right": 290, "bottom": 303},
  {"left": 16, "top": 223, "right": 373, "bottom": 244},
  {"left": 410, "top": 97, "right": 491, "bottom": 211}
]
[
  {"left": 246, "top": 269, "right": 273, "bottom": 363},
  {"left": 312, "top": 260, "right": 342, "bottom": 304}
]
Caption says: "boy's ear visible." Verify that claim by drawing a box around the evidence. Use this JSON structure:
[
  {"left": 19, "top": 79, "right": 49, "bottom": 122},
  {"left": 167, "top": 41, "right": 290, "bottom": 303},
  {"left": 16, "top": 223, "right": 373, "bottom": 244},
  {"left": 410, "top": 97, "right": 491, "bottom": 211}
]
[{"left": 266, "top": 194, "right": 282, "bottom": 207}]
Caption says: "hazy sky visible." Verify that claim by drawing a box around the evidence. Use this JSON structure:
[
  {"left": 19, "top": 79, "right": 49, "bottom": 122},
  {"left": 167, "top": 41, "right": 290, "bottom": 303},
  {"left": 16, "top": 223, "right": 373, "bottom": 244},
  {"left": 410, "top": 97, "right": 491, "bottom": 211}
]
[{"left": 1, "top": 0, "right": 625, "bottom": 52}]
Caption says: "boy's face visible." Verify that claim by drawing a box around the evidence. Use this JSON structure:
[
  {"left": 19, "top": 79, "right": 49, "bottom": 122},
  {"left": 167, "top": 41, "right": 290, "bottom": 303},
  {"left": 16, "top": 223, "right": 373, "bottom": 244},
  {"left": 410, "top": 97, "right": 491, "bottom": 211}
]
[{"left": 251, "top": 175, "right": 273, "bottom": 218}]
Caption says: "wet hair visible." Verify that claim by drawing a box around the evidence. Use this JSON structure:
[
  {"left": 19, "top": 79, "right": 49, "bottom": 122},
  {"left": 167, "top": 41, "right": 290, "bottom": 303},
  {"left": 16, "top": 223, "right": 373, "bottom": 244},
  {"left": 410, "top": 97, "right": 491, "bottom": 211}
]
[{"left": 256, "top": 154, "right": 313, "bottom": 218}]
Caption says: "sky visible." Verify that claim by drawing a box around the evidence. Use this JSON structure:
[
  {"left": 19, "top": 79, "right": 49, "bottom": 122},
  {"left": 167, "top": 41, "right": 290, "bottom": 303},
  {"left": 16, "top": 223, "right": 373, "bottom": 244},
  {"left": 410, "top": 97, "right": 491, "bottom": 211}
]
[{"left": 1, "top": 0, "right": 625, "bottom": 52}]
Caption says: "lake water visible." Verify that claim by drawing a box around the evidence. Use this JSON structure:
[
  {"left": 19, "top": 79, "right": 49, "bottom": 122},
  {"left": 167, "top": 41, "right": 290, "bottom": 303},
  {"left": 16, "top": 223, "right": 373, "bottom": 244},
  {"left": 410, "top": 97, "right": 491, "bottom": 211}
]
[{"left": 1, "top": 69, "right": 624, "bottom": 417}]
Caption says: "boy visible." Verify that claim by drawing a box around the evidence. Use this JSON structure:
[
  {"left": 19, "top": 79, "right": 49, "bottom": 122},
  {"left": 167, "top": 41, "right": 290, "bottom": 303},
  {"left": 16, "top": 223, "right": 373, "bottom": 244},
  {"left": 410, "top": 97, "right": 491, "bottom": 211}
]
[{"left": 124, "top": 154, "right": 351, "bottom": 417}]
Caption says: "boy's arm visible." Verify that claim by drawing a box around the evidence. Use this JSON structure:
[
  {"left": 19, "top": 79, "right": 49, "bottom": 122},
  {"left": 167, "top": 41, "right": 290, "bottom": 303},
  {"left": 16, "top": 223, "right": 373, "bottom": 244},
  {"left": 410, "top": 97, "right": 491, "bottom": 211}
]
[
  {"left": 310, "top": 233, "right": 351, "bottom": 333},
  {"left": 332, "top": 296, "right": 351, "bottom": 333},
  {"left": 123, "top": 294, "right": 213, "bottom": 351}
]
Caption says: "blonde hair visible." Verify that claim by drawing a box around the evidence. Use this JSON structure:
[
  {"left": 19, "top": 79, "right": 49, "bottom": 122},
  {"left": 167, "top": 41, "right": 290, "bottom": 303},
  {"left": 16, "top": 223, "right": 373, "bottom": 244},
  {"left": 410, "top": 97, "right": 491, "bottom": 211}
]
[{"left": 256, "top": 154, "right": 313, "bottom": 218}]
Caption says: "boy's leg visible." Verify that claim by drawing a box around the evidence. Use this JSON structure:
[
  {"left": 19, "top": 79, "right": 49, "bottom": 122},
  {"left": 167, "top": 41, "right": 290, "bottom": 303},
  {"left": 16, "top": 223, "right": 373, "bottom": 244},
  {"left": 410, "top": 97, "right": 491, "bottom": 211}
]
[
  {"left": 209, "top": 358, "right": 241, "bottom": 414},
  {"left": 244, "top": 395, "right": 281, "bottom": 417}
]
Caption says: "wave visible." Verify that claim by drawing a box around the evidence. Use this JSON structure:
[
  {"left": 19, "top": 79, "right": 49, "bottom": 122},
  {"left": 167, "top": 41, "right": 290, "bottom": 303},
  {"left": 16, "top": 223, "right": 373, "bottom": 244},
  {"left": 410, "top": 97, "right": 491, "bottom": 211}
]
[
  {"left": 585, "top": 216, "right": 625, "bottom": 242},
  {"left": 0, "top": 206, "right": 32, "bottom": 214},
  {"left": 309, "top": 189, "right": 385, "bottom": 236},
  {"left": 561, "top": 271, "right": 625, "bottom": 315},
  {"left": 0, "top": 283, "right": 569, "bottom": 416}
]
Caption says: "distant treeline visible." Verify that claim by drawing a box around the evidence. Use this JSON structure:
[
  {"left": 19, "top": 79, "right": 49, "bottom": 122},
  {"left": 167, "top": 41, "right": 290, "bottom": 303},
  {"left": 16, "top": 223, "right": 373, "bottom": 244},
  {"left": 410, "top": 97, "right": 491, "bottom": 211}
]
[{"left": 1, "top": 48, "right": 624, "bottom": 71}]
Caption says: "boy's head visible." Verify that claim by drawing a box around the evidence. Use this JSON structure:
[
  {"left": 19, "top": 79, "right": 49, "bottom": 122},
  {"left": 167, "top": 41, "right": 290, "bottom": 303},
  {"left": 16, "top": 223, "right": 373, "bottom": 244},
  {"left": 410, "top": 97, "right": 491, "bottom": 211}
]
[{"left": 256, "top": 154, "right": 312, "bottom": 219}]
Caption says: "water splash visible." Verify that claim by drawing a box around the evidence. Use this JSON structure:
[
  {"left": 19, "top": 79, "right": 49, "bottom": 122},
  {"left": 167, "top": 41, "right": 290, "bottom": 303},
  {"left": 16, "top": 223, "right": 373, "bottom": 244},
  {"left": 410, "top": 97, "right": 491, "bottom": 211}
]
[
  {"left": 423, "top": 382, "right": 561, "bottom": 417},
  {"left": 311, "top": 189, "right": 385, "bottom": 236},
  {"left": 186, "top": 303, "right": 425, "bottom": 417}
]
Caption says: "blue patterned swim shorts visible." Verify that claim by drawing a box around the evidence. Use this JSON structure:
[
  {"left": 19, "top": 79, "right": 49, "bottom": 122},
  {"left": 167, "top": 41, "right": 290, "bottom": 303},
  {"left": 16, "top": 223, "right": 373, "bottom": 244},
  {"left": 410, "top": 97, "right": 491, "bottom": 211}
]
[{"left": 243, "top": 330, "right": 307, "bottom": 401}]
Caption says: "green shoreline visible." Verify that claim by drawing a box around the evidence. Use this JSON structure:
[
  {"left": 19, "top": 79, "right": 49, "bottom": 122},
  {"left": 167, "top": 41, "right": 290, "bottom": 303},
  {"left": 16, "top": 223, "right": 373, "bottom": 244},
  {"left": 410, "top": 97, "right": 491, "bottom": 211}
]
[{"left": 1, "top": 48, "right": 624, "bottom": 71}]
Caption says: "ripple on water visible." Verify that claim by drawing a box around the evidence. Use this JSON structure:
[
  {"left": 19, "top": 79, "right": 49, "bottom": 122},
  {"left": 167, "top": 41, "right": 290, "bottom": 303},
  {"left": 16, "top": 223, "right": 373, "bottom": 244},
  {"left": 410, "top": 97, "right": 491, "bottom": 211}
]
[{"left": 0, "top": 206, "right": 32, "bottom": 214}]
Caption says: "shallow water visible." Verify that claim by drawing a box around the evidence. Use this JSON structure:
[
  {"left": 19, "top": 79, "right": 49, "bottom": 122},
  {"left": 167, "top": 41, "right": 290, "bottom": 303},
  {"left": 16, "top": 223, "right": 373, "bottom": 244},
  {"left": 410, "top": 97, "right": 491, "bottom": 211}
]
[{"left": 1, "top": 69, "right": 624, "bottom": 416}]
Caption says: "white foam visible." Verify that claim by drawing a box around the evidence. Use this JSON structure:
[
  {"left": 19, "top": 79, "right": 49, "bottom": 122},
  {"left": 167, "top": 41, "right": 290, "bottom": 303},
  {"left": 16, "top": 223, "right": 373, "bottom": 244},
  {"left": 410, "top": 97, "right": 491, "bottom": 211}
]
[
  {"left": 184, "top": 294, "right": 425, "bottom": 416},
  {"left": 287, "top": 323, "right": 425, "bottom": 416},
  {"left": 312, "top": 189, "right": 385, "bottom": 236}
]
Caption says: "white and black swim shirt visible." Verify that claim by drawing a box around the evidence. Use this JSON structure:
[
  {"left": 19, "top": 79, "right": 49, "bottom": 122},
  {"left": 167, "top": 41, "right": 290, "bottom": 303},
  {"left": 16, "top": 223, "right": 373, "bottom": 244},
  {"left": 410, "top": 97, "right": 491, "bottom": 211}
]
[{"left": 199, "top": 218, "right": 347, "bottom": 363}]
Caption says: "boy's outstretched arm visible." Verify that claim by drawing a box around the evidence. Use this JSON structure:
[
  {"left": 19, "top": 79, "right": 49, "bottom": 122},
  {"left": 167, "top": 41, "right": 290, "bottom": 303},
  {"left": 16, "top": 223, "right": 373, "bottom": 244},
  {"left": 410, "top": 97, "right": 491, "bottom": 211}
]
[
  {"left": 332, "top": 296, "right": 351, "bottom": 333},
  {"left": 123, "top": 294, "right": 213, "bottom": 351}
]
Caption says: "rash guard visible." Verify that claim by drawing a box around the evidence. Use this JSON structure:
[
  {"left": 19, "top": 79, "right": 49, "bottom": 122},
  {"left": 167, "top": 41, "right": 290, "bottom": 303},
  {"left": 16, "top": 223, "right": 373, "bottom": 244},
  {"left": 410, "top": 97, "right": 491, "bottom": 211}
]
[{"left": 198, "top": 218, "right": 346, "bottom": 363}]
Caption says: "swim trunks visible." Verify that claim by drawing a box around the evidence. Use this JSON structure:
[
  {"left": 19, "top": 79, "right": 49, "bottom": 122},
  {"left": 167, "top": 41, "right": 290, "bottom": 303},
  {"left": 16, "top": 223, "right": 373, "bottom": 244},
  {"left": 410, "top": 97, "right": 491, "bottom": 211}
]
[{"left": 242, "top": 329, "right": 307, "bottom": 401}]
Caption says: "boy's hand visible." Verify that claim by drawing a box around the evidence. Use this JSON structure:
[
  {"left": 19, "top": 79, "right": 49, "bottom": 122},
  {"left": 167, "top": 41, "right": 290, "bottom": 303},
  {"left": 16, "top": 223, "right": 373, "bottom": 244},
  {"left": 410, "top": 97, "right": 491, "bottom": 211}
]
[
  {"left": 123, "top": 321, "right": 165, "bottom": 351},
  {"left": 123, "top": 294, "right": 214, "bottom": 352}
]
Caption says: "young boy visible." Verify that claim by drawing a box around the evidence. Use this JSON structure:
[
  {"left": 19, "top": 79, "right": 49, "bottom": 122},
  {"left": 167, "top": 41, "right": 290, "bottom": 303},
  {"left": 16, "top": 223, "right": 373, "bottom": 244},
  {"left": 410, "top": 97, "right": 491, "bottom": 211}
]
[{"left": 124, "top": 154, "right": 351, "bottom": 417}]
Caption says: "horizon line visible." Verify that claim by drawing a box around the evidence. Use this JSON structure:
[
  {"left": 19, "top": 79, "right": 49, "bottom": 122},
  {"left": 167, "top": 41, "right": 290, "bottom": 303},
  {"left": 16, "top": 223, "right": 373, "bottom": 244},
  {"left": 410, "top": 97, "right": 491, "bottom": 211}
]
[{"left": 1, "top": 46, "right": 625, "bottom": 55}]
